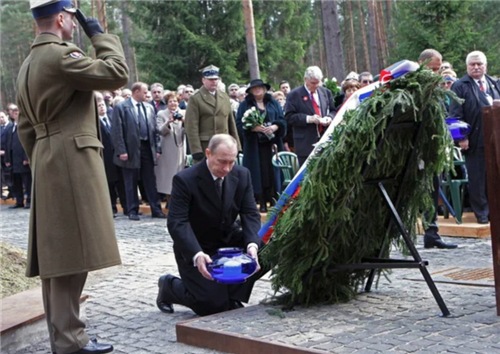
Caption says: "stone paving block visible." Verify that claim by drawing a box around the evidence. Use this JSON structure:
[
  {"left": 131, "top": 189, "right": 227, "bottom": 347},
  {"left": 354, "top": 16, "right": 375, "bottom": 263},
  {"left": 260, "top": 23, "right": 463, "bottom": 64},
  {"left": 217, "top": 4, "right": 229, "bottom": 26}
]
[{"left": 3, "top": 206, "right": 500, "bottom": 354}]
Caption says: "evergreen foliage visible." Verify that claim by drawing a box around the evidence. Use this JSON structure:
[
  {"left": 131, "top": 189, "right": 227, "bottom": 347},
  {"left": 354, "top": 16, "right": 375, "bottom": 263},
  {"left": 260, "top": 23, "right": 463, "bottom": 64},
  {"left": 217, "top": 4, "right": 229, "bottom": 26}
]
[
  {"left": 260, "top": 68, "right": 454, "bottom": 306},
  {"left": 390, "top": 0, "right": 499, "bottom": 76}
]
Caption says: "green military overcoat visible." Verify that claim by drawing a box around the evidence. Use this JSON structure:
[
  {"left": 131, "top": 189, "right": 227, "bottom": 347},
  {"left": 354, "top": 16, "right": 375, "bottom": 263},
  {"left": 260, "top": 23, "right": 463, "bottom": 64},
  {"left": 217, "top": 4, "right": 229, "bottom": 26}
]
[
  {"left": 184, "top": 86, "right": 241, "bottom": 156},
  {"left": 16, "top": 33, "right": 129, "bottom": 278}
]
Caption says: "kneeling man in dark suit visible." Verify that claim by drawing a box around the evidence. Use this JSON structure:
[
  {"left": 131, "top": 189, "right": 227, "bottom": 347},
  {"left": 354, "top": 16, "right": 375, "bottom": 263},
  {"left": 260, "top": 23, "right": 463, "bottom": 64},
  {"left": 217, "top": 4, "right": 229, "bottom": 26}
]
[{"left": 157, "top": 134, "right": 262, "bottom": 316}]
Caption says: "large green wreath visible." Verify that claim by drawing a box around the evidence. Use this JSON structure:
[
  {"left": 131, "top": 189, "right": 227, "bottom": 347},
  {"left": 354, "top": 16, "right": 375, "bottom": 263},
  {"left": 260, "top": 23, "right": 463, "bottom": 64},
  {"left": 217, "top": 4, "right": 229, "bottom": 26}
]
[{"left": 261, "top": 68, "right": 454, "bottom": 306}]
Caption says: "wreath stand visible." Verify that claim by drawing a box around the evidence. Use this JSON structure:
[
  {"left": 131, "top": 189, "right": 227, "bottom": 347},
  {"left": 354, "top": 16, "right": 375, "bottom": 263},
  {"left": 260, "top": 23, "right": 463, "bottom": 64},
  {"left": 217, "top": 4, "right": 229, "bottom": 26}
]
[{"left": 324, "top": 114, "right": 451, "bottom": 317}]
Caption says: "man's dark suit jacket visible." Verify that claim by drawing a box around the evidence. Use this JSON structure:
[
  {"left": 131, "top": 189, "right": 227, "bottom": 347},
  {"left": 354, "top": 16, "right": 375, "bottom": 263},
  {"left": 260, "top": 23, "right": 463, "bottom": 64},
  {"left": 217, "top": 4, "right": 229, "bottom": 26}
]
[
  {"left": 100, "top": 117, "right": 119, "bottom": 183},
  {"left": 4, "top": 124, "right": 30, "bottom": 174},
  {"left": 449, "top": 74, "right": 500, "bottom": 153},
  {"left": 285, "top": 86, "right": 336, "bottom": 163},
  {"left": 167, "top": 160, "right": 261, "bottom": 261},
  {"left": 111, "top": 98, "right": 160, "bottom": 169}
]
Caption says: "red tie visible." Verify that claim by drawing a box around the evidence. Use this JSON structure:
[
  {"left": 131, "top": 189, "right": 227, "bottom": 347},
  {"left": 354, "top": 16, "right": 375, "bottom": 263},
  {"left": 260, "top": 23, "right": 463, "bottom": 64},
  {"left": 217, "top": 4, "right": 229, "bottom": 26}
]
[
  {"left": 311, "top": 92, "right": 324, "bottom": 136},
  {"left": 311, "top": 92, "right": 320, "bottom": 116},
  {"left": 478, "top": 80, "right": 485, "bottom": 92}
]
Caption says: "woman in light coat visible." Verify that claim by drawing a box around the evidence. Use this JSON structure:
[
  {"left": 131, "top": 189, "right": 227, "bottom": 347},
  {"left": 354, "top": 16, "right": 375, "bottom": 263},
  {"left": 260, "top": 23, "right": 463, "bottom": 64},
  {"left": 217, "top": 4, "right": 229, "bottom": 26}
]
[{"left": 155, "top": 92, "right": 186, "bottom": 206}]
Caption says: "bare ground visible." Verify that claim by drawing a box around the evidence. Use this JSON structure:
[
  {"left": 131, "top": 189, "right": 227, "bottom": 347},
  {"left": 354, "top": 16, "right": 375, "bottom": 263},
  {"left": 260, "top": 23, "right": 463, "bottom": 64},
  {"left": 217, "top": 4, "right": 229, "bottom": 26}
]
[{"left": 1, "top": 242, "right": 39, "bottom": 298}]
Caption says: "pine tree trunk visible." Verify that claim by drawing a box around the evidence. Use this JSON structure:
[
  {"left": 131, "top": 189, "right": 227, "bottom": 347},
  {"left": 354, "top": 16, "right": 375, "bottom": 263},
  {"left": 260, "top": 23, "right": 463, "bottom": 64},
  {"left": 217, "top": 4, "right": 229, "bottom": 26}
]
[
  {"left": 93, "top": 0, "right": 108, "bottom": 33},
  {"left": 357, "top": 0, "right": 370, "bottom": 73},
  {"left": 345, "top": 0, "right": 357, "bottom": 73},
  {"left": 321, "top": 0, "right": 345, "bottom": 81},
  {"left": 119, "top": 0, "right": 137, "bottom": 86},
  {"left": 376, "top": 1, "right": 388, "bottom": 69},
  {"left": 242, "top": 0, "right": 260, "bottom": 80},
  {"left": 367, "top": 0, "right": 380, "bottom": 73}
]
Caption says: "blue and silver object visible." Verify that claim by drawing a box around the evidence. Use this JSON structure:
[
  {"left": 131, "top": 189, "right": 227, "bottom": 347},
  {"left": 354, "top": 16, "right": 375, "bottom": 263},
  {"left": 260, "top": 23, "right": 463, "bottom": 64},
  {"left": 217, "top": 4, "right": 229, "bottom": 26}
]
[{"left": 445, "top": 117, "right": 471, "bottom": 141}]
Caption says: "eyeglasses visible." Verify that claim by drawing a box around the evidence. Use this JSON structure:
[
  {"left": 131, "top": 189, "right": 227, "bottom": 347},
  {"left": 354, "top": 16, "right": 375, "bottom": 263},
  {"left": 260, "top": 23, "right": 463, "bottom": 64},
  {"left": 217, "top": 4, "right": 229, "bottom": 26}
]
[
  {"left": 184, "top": 90, "right": 194, "bottom": 94},
  {"left": 440, "top": 65, "right": 450, "bottom": 70},
  {"left": 362, "top": 80, "right": 373, "bottom": 84}
]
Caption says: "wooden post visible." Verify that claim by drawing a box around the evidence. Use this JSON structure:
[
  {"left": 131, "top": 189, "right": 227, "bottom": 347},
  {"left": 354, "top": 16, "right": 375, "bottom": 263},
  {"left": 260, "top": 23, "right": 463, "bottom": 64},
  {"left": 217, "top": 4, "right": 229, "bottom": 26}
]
[
  {"left": 482, "top": 100, "right": 500, "bottom": 316},
  {"left": 242, "top": 0, "right": 260, "bottom": 80}
]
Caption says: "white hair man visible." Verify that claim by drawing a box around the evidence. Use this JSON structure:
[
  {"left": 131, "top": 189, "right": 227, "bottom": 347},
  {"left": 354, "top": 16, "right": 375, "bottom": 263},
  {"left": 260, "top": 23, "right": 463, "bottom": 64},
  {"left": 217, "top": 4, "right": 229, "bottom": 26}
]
[
  {"left": 449, "top": 50, "right": 500, "bottom": 225},
  {"left": 284, "top": 66, "right": 337, "bottom": 166}
]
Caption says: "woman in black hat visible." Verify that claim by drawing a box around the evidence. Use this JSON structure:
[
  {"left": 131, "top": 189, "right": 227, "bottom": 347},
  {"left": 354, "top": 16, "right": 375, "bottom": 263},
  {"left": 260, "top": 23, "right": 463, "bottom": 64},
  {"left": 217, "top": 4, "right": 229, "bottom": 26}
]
[{"left": 236, "top": 79, "right": 286, "bottom": 212}]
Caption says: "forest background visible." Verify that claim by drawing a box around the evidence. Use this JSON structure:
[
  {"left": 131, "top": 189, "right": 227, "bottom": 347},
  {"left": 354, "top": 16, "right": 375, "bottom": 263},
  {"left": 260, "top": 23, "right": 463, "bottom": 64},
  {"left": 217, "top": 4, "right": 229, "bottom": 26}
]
[{"left": 1, "top": 0, "right": 499, "bottom": 108}]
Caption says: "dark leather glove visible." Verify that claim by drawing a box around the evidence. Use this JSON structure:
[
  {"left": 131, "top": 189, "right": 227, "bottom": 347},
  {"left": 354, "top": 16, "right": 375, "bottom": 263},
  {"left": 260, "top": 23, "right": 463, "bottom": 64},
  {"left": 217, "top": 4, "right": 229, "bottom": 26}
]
[
  {"left": 192, "top": 152, "right": 204, "bottom": 161},
  {"left": 75, "top": 9, "right": 103, "bottom": 38}
]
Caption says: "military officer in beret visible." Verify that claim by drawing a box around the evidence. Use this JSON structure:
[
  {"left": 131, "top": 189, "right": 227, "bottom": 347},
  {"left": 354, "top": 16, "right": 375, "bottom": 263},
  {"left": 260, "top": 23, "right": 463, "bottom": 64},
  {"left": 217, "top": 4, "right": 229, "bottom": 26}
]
[
  {"left": 185, "top": 65, "right": 241, "bottom": 163},
  {"left": 16, "top": 0, "right": 128, "bottom": 353}
]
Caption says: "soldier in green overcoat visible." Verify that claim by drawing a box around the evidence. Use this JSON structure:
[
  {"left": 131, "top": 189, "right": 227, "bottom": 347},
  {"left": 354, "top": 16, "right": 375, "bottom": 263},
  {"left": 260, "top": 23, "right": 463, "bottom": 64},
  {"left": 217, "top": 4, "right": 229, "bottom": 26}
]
[
  {"left": 16, "top": 1, "right": 128, "bottom": 353},
  {"left": 185, "top": 65, "right": 241, "bottom": 163}
]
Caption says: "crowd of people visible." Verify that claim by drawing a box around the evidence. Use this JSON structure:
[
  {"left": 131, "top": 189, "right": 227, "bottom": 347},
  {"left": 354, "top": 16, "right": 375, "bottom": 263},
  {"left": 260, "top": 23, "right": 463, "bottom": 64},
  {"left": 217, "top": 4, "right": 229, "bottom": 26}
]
[{"left": 2, "top": 51, "right": 497, "bottom": 223}]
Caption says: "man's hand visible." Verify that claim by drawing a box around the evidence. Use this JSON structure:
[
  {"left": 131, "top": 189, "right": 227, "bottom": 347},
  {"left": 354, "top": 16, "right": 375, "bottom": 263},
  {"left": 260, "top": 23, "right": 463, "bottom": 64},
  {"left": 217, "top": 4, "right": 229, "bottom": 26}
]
[
  {"left": 458, "top": 138, "right": 469, "bottom": 151},
  {"left": 307, "top": 115, "right": 321, "bottom": 125},
  {"left": 195, "top": 253, "right": 214, "bottom": 280},
  {"left": 247, "top": 246, "right": 261, "bottom": 273},
  {"left": 75, "top": 9, "right": 104, "bottom": 38},
  {"left": 119, "top": 153, "right": 128, "bottom": 161},
  {"left": 320, "top": 116, "right": 332, "bottom": 126}
]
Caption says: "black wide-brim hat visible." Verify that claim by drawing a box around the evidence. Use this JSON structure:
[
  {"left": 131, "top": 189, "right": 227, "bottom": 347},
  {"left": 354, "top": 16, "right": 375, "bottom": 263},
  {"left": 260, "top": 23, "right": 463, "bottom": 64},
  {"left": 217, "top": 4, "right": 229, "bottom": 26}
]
[{"left": 246, "top": 79, "right": 271, "bottom": 94}]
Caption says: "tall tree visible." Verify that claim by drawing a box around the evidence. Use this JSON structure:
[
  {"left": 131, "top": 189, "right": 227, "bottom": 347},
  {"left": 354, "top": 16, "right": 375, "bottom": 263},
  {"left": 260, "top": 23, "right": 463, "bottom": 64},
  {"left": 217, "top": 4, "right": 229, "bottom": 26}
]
[
  {"left": 343, "top": 0, "right": 358, "bottom": 73},
  {"left": 389, "top": 0, "right": 500, "bottom": 75},
  {"left": 242, "top": 0, "right": 259, "bottom": 80},
  {"left": 366, "top": 0, "right": 380, "bottom": 73},
  {"left": 321, "top": 0, "right": 345, "bottom": 81},
  {"left": 357, "top": 0, "right": 371, "bottom": 73},
  {"left": 0, "top": 1, "right": 33, "bottom": 106}
]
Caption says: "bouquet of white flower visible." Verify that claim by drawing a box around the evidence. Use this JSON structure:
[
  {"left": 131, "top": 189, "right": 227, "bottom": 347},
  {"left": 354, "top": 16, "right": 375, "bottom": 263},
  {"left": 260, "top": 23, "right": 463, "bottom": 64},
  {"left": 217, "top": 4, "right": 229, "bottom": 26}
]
[
  {"left": 242, "top": 106, "right": 274, "bottom": 140},
  {"left": 241, "top": 107, "right": 265, "bottom": 130}
]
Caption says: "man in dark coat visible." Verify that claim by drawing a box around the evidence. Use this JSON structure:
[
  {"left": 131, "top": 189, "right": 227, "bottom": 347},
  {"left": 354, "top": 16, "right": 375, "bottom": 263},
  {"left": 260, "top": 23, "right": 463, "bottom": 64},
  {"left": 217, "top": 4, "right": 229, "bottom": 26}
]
[
  {"left": 111, "top": 81, "right": 166, "bottom": 220},
  {"left": 449, "top": 50, "right": 500, "bottom": 224},
  {"left": 16, "top": 1, "right": 128, "bottom": 353},
  {"left": 156, "top": 134, "right": 262, "bottom": 316},
  {"left": 3, "top": 104, "right": 32, "bottom": 209},
  {"left": 285, "top": 66, "right": 337, "bottom": 166},
  {"left": 97, "top": 95, "right": 126, "bottom": 216}
]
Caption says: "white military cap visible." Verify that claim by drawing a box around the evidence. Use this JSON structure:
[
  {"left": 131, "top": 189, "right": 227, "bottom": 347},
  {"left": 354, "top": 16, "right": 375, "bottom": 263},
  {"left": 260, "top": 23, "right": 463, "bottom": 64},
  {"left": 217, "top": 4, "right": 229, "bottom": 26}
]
[
  {"left": 30, "top": 0, "right": 77, "bottom": 19},
  {"left": 201, "top": 65, "right": 220, "bottom": 79}
]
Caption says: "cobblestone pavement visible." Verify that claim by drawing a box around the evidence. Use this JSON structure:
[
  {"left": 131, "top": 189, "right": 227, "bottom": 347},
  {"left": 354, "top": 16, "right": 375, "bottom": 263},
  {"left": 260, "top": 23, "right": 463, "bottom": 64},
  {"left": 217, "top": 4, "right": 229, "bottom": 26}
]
[{"left": 1, "top": 205, "right": 499, "bottom": 354}]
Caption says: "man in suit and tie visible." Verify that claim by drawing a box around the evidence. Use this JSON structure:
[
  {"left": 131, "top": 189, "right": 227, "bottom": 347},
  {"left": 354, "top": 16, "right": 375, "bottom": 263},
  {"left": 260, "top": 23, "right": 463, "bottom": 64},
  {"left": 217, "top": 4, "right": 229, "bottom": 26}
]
[
  {"left": 111, "top": 82, "right": 166, "bottom": 220},
  {"left": 285, "top": 66, "right": 337, "bottom": 166},
  {"left": 149, "top": 82, "right": 167, "bottom": 114},
  {"left": 449, "top": 50, "right": 500, "bottom": 224},
  {"left": 96, "top": 94, "right": 126, "bottom": 216},
  {"left": 156, "top": 134, "right": 262, "bottom": 316},
  {"left": 185, "top": 65, "right": 241, "bottom": 163},
  {"left": 4, "top": 104, "right": 31, "bottom": 209}
]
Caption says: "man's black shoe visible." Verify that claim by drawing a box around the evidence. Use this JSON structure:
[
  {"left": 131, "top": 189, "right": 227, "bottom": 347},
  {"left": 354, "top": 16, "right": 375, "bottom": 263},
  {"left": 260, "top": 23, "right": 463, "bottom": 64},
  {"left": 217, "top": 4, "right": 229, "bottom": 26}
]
[
  {"left": 157, "top": 275, "right": 174, "bottom": 313},
  {"left": 477, "top": 216, "right": 489, "bottom": 224},
  {"left": 128, "top": 213, "right": 140, "bottom": 221},
  {"left": 424, "top": 238, "right": 458, "bottom": 249},
  {"left": 152, "top": 212, "right": 167, "bottom": 219},
  {"left": 69, "top": 338, "right": 113, "bottom": 354},
  {"left": 9, "top": 204, "right": 24, "bottom": 209}
]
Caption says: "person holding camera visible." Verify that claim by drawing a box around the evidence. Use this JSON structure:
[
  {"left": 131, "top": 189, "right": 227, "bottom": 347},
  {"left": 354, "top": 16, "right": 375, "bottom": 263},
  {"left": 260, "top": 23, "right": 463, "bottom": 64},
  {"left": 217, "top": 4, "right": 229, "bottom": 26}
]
[
  {"left": 16, "top": 1, "right": 128, "bottom": 353},
  {"left": 155, "top": 92, "right": 187, "bottom": 207}
]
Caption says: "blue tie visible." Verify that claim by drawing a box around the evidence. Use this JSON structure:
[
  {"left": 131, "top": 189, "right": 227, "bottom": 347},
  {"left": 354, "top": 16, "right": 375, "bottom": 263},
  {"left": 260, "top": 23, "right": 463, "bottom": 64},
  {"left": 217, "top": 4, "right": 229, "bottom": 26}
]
[{"left": 137, "top": 103, "right": 148, "bottom": 140}]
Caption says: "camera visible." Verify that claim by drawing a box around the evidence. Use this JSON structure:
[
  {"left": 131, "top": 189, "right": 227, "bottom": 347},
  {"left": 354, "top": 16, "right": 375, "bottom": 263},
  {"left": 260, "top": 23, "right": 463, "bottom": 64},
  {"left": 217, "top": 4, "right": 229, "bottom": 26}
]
[{"left": 173, "top": 112, "right": 183, "bottom": 121}]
